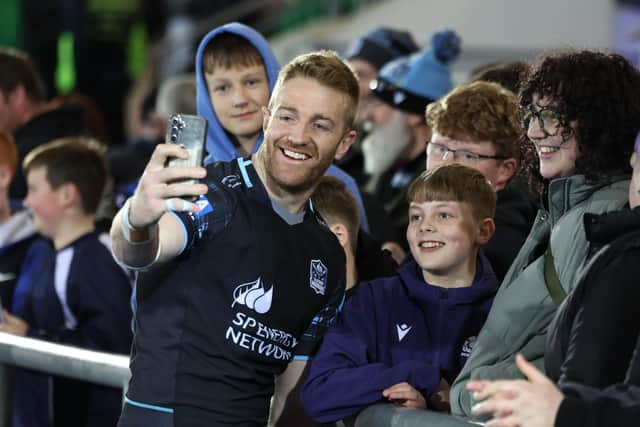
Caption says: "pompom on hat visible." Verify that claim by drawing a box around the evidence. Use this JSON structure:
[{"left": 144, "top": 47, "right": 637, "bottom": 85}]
[
  {"left": 345, "top": 27, "right": 419, "bottom": 71},
  {"left": 370, "top": 29, "right": 461, "bottom": 115}
]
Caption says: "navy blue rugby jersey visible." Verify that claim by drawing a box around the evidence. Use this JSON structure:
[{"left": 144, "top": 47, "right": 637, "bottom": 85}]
[{"left": 125, "top": 157, "right": 346, "bottom": 426}]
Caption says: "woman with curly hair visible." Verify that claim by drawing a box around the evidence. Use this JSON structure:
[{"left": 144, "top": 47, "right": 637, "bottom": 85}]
[
  {"left": 468, "top": 135, "right": 640, "bottom": 427},
  {"left": 448, "top": 49, "right": 640, "bottom": 418}
]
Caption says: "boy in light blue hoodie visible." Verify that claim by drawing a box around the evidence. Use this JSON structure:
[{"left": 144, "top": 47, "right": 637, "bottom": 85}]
[{"left": 195, "top": 22, "right": 370, "bottom": 231}]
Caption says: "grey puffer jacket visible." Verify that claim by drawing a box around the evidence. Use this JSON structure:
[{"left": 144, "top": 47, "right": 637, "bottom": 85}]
[{"left": 450, "top": 175, "right": 630, "bottom": 419}]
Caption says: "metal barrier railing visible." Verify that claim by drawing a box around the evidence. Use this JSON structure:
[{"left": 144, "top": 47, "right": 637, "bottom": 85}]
[
  {"left": 0, "top": 331, "right": 130, "bottom": 425},
  {"left": 354, "top": 403, "right": 483, "bottom": 427}
]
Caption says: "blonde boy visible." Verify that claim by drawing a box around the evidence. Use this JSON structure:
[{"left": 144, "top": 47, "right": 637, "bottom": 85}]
[{"left": 302, "top": 164, "right": 499, "bottom": 423}]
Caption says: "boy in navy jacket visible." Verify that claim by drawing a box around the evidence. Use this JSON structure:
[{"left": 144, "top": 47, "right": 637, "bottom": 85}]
[
  {"left": 0, "top": 137, "right": 132, "bottom": 427},
  {"left": 301, "top": 164, "right": 499, "bottom": 423}
]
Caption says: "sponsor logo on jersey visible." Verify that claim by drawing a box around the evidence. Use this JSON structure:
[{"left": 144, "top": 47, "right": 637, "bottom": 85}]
[
  {"left": 194, "top": 195, "right": 213, "bottom": 217},
  {"left": 461, "top": 336, "right": 477, "bottom": 358},
  {"left": 396, "top": 323, "right": 412, "bottom": 342},
  {"left": 309, "top": 259, "right": 328, "bottom": 295},
  {"left": 231, "top": 277, "right": 273, "bottom": 314},
  {"left": 222, "top": 174, "right": 242, "bottom": 189}
]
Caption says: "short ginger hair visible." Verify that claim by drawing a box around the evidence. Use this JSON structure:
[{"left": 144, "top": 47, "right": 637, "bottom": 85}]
[
  {"left": 426, "top": 81, "right": 521, "bottom": 162},
  {"left": 271, "top": 50, "right": 359, "bottom": 130}
]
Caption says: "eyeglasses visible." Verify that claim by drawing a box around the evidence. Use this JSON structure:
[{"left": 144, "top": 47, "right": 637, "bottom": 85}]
[
  {"left": 519, "top": 105, "right": 565, "bottom": 137},
  {"left": 427, "top": 141, "right": 507, "bottom": 162}
]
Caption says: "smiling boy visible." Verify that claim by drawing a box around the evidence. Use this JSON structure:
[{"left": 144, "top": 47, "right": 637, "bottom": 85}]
[{"left": 301, "top": 163, "right": 499, "bottom": 424}]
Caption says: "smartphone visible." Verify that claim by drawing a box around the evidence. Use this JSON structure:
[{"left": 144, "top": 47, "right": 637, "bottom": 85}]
[{"left": 165, "top": 114, "right": 207, "bottom": 201}]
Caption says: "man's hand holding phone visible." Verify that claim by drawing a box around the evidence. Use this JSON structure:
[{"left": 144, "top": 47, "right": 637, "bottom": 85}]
[{"left": 128, "top": 114, "right": 208, "bottom": 230}]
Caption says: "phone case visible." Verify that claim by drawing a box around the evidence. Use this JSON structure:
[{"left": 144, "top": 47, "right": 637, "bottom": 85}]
[{"left": 165, "top": 114, "right": 207, "bottom": 200}]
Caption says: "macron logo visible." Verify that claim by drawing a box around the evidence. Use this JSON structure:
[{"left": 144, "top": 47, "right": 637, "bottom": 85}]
[{"left": 396, "top": 324, "right": 412, "bottom": 342}]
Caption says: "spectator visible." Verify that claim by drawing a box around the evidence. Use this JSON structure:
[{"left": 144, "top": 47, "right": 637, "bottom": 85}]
[
  {"left": 0, "top": 48, "right": 87, "bottom": 200},
  {"left": 302, "top": 164, "right": 498, "bottom": 424},
  {"left": 0, "top": 130, "right": 37, "bottom": 310},
  {"left": 363, "top": 29, "right": 461, "bottom": 261},
  {"left": 469, "top": 134, "right": 640, "bottom": 427},
  {"left": 0, "top": 137, "right": 133, "bottom": 427},
  {"left": 425, "top": 81, "right": 538, "bottom": 280},
  {"left": 339, "top": 27, "right": 419, "bottom": 184},
  {"left": 311, "top": 176, "right": 397, "bottom": 296}
]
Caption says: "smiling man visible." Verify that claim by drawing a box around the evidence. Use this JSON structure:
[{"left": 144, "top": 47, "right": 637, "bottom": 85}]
[
  {"left": 111, "top": 50, "right": 357, "bottom": 427},
  {"left": 195, "top": 22, "right": 371, "bottom": 234}
]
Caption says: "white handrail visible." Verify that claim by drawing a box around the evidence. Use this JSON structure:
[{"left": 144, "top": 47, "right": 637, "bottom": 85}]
[{"left": 0, "top": 332, "right": 130, "bottom": 388}]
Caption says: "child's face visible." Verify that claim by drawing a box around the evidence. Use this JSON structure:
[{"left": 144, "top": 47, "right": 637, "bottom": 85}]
[
  {"left": 23, "top": 166, "right": 64, "bottom": 238},
  {"left": 406, "top": 200, "right": 481, "bottom": 282},
  {"left": 205, "top": 64, "right": 270, "bottom": 144}
]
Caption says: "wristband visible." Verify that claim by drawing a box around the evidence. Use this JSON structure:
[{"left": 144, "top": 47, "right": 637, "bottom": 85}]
[{"left": 120, "top": 198, "right": 158, "bottom": 243}]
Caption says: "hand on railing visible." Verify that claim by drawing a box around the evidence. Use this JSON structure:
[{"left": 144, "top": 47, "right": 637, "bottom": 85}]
[{"left": 0, "top": 310, "right": 29, "bottom": 336}]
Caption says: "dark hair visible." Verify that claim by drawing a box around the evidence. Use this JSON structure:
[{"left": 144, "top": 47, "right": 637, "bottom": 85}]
[
  {"left": 0, "top": 48, "right": 46, "bottom": 101},
  {"left": 520, "top": 50, "right": 640, "bottom": 181},
  {"left": 407, "top": 163, "right": 496, "bottom": 222},
  {"left": 23, "top": 137, "right": 107, "bottom": 214},
  {"left": 469, "top": 61, "right": 529, "bottom": 94},
  {"left": 312, "top": 176, "right": 360, "bottom": 254},
  {"left": 202, "top": 33, "right": 263, "bottom": 73}
]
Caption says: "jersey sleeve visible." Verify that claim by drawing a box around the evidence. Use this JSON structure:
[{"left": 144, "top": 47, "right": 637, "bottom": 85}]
[
  {"left": 171, "top": 165, "right": 236, "bottom": 253},
  {"left": 293, "top": 279, "right": 346, "bottom": 360}
]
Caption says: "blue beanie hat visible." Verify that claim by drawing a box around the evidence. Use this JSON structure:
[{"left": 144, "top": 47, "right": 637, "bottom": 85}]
[
  {"left": 370, "top": 29, "right": 461, "bottom": 115},
  {"left": 345, "top": 27, "right": 419, "bottom": 70}
]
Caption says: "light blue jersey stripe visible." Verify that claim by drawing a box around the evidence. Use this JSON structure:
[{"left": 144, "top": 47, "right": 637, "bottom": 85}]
[
  {"left": 124, "top": 396, "right": 174, "bottom": 413},
  {"left": 237, "top": 158, "right": 253, "bottom": 188},
  {"left": 168, "top": 211, "right": 188, "bottom": 254}
]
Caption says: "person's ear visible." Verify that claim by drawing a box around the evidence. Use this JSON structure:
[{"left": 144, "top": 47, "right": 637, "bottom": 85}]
[
  {"left": 262, "top": 106, "right": 271, "bottom": 133},
  {"left": 8, "top": 85, "right": 27, "bottom": 108},
  {"left": 476, "top": 218, "right": 496, "bottom": 245},
  {"left": 334, "top": 129, "right": 357, "bottom": 160},
  {"left": 495, "top": 158, "right": 518, "bottom": 188},
  {"left": 0, "top": 165, "right": 11, "bottom": 190},
  {"left": 329, "top": 222, "right": 350, "bottom": 249},
  {"left": 58, "top": 182, "right": 80, "bottom": 209}
]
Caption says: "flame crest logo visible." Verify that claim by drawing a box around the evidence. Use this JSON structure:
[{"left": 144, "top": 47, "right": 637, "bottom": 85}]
[{"left": 231, "top": 278, "right": 273, "bottom": 314}]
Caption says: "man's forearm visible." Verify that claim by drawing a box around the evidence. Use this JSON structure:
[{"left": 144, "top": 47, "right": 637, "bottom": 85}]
[{"left": 110, "top": 205, "right": 160, "bottom": 270}]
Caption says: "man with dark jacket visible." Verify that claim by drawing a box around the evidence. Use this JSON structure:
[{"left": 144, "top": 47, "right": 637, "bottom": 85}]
[{"left": 0, "top": 47, "right": 86, "bottom": 200}]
